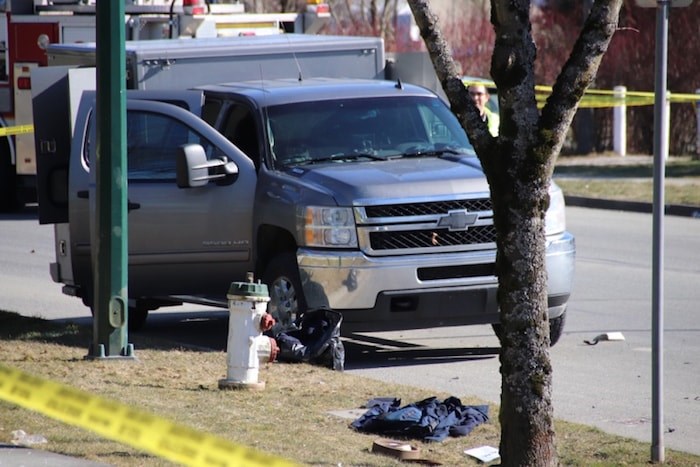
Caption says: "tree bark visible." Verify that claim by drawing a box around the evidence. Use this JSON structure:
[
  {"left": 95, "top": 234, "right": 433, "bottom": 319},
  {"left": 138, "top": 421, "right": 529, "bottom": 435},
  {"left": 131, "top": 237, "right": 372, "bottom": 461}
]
[{"left": 407, "top": 0, "right": 621, "bottom": 465}]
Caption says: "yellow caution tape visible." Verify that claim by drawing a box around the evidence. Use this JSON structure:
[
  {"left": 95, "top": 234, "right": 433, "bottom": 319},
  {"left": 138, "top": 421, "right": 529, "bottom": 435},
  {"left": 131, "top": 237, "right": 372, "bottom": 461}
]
[
  {"left": 0, "top": 124, "right": 34, "bottom": 137},
  {"left": 0, "top": 364, "right": 299, "bottom": 467},
  {"left": 463, "top": 79, "right": 700, "bottom": 109}
]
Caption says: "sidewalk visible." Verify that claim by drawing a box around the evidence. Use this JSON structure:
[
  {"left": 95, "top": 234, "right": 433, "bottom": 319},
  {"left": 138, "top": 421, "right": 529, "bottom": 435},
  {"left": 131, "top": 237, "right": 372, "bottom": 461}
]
[
  {"left": 564, "top": 195, "right": 700, "bottom": 217},
  {"left": 0, "top": 444, "right": 108, "bottom": 466},
  {"left": 556, "top": 154, "right": 654, "bottom": 166}
]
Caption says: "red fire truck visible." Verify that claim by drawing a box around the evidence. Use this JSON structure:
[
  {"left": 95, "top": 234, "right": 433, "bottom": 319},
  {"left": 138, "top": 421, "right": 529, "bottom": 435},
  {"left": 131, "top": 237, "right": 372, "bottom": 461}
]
[{"left": 0, "top": 0, "right": 329, "bottom": 211}]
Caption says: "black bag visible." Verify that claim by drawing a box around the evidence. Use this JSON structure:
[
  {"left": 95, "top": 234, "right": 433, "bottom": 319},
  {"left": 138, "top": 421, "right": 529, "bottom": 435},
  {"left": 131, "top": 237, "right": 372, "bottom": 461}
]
[{"left": 272, "top": 308, "right": 345, "bottom": 371}]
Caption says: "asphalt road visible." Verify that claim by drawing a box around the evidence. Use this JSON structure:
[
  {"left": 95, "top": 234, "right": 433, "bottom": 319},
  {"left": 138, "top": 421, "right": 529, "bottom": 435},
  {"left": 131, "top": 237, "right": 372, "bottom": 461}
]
[
  {"left": 1, "top": 205, "right": 699, "bottom": 456},
  {"left": 346, "top": 206, "right": 700, "bottom": 457}
]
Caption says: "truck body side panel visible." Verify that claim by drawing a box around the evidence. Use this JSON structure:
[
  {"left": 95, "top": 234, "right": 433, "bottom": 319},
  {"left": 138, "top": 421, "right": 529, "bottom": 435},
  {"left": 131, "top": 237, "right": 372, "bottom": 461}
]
[{"left": 68, "top": 97, "right": 258, "bottom": 302}]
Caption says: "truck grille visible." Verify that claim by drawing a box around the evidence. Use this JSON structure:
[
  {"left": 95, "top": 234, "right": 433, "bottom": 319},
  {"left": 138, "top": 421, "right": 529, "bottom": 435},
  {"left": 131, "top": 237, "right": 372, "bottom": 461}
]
[
  {"left": 370, "top": 225, "right": 497, "bottom": 250},
  {"left": 365, "top": 198, "right": 492, "bottom": 218},
  {"left": 356, "top": 197, "right": 496, "bottom": 256}
]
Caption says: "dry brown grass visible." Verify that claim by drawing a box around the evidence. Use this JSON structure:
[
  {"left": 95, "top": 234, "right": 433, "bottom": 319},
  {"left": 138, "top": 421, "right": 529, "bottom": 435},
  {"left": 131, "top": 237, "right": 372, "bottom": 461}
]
[{"left": 1, "top": 311, "right": 699, "bottom": 467}]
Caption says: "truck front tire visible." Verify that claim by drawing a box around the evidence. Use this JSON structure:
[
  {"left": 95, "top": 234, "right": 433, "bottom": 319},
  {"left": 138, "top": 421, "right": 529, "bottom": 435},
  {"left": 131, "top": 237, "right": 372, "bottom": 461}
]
[
  {"left": 492, "top": 307, "right": 567, "bottom": 347},
  {"left": 128, "top": 307, "right": 149, "bottom": 331},
  {"left": 262, "top": 252, "right": 307, "bottom": 333}
]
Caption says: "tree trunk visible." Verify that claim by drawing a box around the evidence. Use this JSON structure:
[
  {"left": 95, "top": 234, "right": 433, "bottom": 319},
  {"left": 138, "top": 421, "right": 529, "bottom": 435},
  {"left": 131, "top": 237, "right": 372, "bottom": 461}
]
[
  {"left": 494, "top": 181, "right": 555, "bottom": 465},
  {"left": 407, "top": 0, "right": 621, "bottom": 464}
]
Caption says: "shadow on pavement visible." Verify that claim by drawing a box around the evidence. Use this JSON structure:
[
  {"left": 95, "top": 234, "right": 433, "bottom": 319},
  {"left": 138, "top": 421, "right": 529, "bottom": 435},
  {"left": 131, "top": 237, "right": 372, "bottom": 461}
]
[
  {"left": 0, "top": 204, "right": 38, "bottom": 221},
  {"left": 341, "top": 332, "right": 499, "bottom": 370},
  {"left": 133, "top": 312, "right": 501, "bottom": 370},
  {"left": 7, "top": 307, "right": 501, "bottom": 369}
]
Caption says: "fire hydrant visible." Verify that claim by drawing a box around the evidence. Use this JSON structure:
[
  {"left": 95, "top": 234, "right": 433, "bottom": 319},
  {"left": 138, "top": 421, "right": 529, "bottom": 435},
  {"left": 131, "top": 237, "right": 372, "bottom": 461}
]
[{"left": 218, "top": 273, "right": 279, "bottom": 390}]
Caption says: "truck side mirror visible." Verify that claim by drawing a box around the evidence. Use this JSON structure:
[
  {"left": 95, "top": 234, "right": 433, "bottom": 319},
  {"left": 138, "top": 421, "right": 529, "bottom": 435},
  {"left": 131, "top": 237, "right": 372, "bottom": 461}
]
[{"left": 176, "top": 143, "right": 238, "bottom": 188}]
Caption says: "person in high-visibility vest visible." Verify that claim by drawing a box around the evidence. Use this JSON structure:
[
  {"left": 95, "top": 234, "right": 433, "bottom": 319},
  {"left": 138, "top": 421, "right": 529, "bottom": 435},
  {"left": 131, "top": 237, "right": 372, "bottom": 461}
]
[{"left": 468, "top": 84, "right": 499, "bottom": 137}]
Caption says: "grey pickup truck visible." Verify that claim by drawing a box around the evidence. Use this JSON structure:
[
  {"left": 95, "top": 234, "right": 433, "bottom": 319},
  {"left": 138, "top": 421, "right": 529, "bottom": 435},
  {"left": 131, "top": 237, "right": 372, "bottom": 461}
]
[{"left": 39, "top": 77, "right": 575, "bottom": 343}]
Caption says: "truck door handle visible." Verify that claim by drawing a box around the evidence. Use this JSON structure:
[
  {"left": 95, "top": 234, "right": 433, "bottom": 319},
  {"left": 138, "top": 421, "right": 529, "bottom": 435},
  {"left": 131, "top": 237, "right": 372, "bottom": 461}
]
[{"left": 76, "top": 190, "right": 141, "bottom": 211}]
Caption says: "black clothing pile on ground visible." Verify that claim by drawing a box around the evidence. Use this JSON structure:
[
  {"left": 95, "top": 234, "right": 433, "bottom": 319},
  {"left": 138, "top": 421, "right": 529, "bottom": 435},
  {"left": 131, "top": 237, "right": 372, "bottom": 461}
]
[
  {"left": 270, "top": 308, "right": 345, "bottom": 371},
  {"left": 351, "top": 396, "right": 489, "bottom": 442}
]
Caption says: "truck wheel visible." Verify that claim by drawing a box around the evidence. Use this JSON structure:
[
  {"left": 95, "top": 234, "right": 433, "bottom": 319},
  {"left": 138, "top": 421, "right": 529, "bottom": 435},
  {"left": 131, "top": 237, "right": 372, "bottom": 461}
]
[
  {"left": 262, "top": 252, "right": 307, "bottom": 332},
  {"left": 128, "top": 306, "right": 149, "bottom": 332},
  {"left": 548, "top": 308, "right": 566, "bottom": 346},
  {"left": 492, "top": 307, "right": 567, "bottom": 347}
]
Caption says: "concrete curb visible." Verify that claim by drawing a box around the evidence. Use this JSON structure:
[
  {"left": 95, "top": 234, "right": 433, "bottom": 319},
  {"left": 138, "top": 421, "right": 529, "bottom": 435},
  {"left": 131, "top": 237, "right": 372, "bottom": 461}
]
[{"left": 565, "top": 196, "right": 700, "bottom": 218}]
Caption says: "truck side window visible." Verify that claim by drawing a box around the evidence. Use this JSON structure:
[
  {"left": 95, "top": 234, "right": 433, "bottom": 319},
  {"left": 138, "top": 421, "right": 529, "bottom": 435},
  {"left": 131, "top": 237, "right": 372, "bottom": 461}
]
[
  {"left": 125, "top": 110, "right": 218, "bottom": 181},
  {"left": 221, "top": 104, "right": 260, "bottom": 169}
]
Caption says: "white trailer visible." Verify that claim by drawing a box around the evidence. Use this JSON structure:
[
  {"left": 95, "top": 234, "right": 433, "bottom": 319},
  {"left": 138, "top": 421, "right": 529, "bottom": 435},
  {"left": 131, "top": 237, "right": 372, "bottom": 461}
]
[{"left": 0, "top": 0, "right": 330, "bottom": 211}]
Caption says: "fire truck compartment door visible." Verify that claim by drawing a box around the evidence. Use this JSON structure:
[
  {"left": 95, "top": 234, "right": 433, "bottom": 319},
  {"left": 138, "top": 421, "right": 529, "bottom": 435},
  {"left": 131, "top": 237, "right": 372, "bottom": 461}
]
[
  {"left": 33, "top": 63, "right": 205, "bottom": 225},
  {"left": 33, "top": 67, "right": 95, "bottom": 225}
]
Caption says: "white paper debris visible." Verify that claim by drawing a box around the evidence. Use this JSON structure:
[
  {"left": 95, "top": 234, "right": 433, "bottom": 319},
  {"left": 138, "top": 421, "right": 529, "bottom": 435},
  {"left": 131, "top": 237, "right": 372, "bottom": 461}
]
[
  {"left": 584, "top": 332, "right": 626, "bottom": 345},
  {"left": 11, "top": 429, "right": 48, "bottom": 446},
  {"left": 464, "top": 445, "right": 500, "bottom": 463}
]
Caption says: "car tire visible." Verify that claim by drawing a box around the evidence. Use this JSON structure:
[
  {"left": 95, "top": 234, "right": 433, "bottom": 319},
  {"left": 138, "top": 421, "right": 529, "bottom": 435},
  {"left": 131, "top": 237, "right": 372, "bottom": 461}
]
[
  {"left": 492, "top": 307, "right": 567, "bottom": 347},
  {"left": 262, "top": 252, "right": 307, "bottom": 333}
]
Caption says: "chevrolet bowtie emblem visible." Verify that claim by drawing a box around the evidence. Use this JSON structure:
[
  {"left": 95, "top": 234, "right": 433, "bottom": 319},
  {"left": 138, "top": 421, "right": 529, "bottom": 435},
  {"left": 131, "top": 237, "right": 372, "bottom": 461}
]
[{"left": 437, "top": 209, "right": 478, "bottom": 231}]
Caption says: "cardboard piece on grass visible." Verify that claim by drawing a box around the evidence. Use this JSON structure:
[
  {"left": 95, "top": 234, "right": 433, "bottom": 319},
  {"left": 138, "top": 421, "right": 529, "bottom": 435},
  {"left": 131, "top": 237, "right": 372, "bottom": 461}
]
[
  {"left": 372, "top": 438, "right": 422, "bottom": 460},
  {"left": 584, "top": 332, "right": 625, "bottom": 345},
  {"left": 371, "top": 438, "right": 442, "bottom": 465}
]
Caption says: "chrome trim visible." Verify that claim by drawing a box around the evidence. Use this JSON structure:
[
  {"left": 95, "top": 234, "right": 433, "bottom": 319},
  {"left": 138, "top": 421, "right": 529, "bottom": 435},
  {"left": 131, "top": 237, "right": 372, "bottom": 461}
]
[
  {"left": 352, "top": 195, "right": 496, "bottom": 257},
  {"left": 544, "top": 231, "right": 576, "bottom": 296},
  {"left": 297, "top": 248, "right": 498, "bottom": 310},
  {"left": 297, "top": 229, "right": 575, "bottom": 315},
  {"left": 357, "top": 226, "right": 496, "bottom": 256},
  {"left": 359, "top": 219, "right": 493, "bottom": 232},
  {"left": 354, "top": 208, "right": 493, "bottom": 225},
  {"left": 352, "top": 191, "right": 492, "bottom": 209}
]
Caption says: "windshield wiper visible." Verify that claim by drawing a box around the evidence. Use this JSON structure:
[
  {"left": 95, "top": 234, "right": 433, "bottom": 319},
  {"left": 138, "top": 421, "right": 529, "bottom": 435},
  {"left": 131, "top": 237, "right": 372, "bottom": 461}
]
[
  {"left": 400, "top": 148, "right": 465, "bottom": 158},
  {"left": 296, "top": 152, "right": 384, "bottom": 165}
]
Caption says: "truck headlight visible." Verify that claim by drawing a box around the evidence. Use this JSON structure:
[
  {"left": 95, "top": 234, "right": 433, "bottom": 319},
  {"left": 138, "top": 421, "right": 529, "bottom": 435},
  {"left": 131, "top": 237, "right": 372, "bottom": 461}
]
[
  {"left": 302, "top": 206, "right": 358, "bottom": 248},
  {"left": 545, "top": 183, "right": 566, "bottom": 236}
]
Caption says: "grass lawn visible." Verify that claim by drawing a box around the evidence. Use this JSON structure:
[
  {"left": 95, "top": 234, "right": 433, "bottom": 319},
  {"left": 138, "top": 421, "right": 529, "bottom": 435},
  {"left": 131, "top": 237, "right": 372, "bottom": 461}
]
[
  {"left": 2, "top": 310, "right": 699, "bottom": 466},
  {"left": 554, "top": 155, "right": 700, "bottom": 206}
]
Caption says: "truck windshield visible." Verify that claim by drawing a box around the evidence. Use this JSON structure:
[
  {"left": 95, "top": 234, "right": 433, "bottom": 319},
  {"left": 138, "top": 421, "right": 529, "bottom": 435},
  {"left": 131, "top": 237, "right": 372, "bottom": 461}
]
[{"left": 266, "top": 96, "right": 475, "bottom": 167}]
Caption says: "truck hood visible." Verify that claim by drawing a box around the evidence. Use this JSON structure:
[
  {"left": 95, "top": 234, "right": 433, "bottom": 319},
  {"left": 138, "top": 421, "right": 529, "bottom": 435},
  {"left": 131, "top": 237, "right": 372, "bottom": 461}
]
[{"left": 287, "top": 156, "right": 490, "bottom": 205}]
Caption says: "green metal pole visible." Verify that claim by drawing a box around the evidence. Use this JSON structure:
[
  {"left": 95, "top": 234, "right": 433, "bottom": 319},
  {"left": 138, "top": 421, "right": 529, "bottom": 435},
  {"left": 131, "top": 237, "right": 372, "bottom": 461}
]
[{"left": 88, "top": 0, "right": 133, "bottom": 359}]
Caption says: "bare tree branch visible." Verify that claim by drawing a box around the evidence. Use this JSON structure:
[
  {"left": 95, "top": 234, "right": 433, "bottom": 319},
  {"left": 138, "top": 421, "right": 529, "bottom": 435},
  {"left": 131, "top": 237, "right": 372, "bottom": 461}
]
[
  {"left": 538, "top": 0, "right": 623, "bottom": 176},
  {"left": 407, "top": 0, "right": 497, "bottom": 174},
  {"left": 489, "top": 0, "right": 540, "bottom": 184},
  {"left": 406, "top": 0, "right": 621, "bottom": 465}
]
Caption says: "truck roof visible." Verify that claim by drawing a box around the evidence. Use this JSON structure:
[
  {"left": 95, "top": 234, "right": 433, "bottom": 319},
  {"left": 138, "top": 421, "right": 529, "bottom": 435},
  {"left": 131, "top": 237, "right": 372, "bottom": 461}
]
[
  {"left": 47, "top": 34, "right": 384, "bottom": 61},
  {"left": 196, "top": 78, "right": 439, "bottom": 107}
]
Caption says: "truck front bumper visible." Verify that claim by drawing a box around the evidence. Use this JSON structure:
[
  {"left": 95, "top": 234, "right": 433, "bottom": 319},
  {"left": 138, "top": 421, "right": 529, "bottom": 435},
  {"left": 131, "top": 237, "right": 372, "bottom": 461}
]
[{"left": 297, "top": 231, "right": 575, "bottom": 330}]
